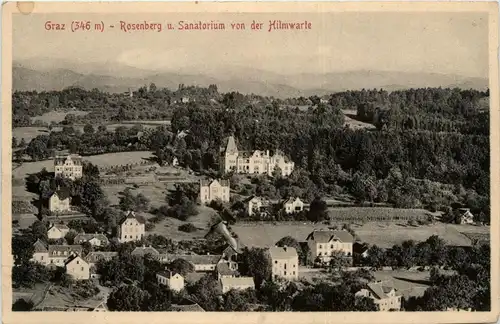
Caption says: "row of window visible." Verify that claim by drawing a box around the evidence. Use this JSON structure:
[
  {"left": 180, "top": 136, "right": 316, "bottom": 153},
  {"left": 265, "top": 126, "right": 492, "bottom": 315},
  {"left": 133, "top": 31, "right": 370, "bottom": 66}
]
[{"left": 123, "top": 234, "right": 143, "bottom": 239}]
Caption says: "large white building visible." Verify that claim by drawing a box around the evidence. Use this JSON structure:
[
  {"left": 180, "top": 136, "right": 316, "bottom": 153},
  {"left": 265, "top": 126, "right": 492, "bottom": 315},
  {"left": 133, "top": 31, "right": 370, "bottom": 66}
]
[
  {"left": 117, "top": 211, "right": 146, "bottom": 243},
  {"left": 306, "top": 230, "right": 354, "bottom": 263},
  {"left": 220, "top": 136, "right": 294, "bottom": 177},
  {"left": 269, "top": 246, "right": 299, "bottom": 281},
  {"left": 199, "top": 179, "right": 230, "bottom": 204},
  {"left": 54, "top": 152, "right": 83, "bottom": 180}
]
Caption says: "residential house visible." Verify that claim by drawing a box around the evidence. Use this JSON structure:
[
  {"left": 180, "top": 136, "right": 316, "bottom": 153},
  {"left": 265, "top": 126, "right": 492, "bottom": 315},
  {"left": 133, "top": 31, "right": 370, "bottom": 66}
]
[
  {"left": 47, "top": 223, "right": 70, "bottom": 240},
  {"left": 172, "top": 157, "right": 179, "bottom": 167},
  {"left": 48, "top": 245, "right": 83, "bottom": 267},
  {"left": 220, "top": 277, "right": 255, "bottom": 294},
  {"left": 85, "top": 251, "right": 118, "bottom": 267},
  {"left": 458, "top": 208, "right": 474, "bottom": 224},
  {"left": 157, "top": 271, "right": 185, "bottom": 292},
  {"left": 74, "top": 233, "right": 109, "bottom": 246},
  {"left": 31, "top": 239, "right": 49, "bottom": 265},
  {"left": 92, "top": 301, "right": 109, "bottom": 312},
  {"left": 355, "top": 281, "right": 402, "bottom": 311},
  {"left": 65, "top": 254, "right": 90, "bottom": 280},
  {"left": 171, "top": 300, "right": 205, "bottom": 312},
  {"left": 165, "top": 254, "right": 222, "bottom": 272},
  {"left": 54, "top": 152, "right": 83, "bottom": 180},
  {"left": 199, "top": 179, "right": 230, "bottom": 204},
  {"left": 282, "top": 197, "right": 304, "bottom": 214},
  {"left": 131, "top": 245, "right": 160, "bottom": 259},
  {"left": 48, "top": 189, "right": 71, "bottom": 213},
  {"left": 219, "top": 136, "right": 294, "bottom": 177},
  {"left": 269, "top": 246, "right": 299, "bottom": 281},
  {"left": 353, "top": 242, "right": 370, "bottom": 259},
  {"left": 117, "top": 211, "right": 146, "bottom": 243},
  {"left": 243, "top": 196, "right": 271, "bottom": 217},
  {"left": 306, "top": 230, "right": 354, "bottom": 263},
  {"left": 216, "top": 262, "right": 239, "bottom": 280}
]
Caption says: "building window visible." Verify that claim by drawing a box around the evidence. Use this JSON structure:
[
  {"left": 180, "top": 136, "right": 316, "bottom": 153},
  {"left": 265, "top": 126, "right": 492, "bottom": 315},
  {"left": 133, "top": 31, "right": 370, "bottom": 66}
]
[
  {"left": 331, "top": 245, "right": 334, "bottom": 249},
  {"left": 319, "top": 245, "right": 322, "bottom": 249},
  {"left": 293, "top": 271, "right": 295, "bottom": 275},
  {"left": 275, "top": 260, "right": 278, "bottom": 264},
  {"left": 77, "top": 260, "right": 80, "bottom": 264},
  {"left": 284, "top": 264, "right": 287, "bottom": 270},
  {"left": 81, "top": 267, "right": 84, "bottom": 271}
]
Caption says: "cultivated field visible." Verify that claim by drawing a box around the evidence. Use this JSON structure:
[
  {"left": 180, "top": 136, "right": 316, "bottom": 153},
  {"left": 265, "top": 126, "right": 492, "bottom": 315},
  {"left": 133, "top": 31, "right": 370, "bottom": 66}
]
[
  {"left": 342, "top": 109, "right": 376, "bottom": 130},
  {"left": 12, "top": 151, "right": 154, "bottom": 180},
  {"left": 232, "top": 221, "right": 476, "bottom": 249},
  {"left": 327, "top": 207, "right": 434, "bottom": 221},
  {"left": 30, "top": 110, "right": 89, "bottom": 124},
  {"left": 13, "top": 127, "right": 52, "bottom": 142}
]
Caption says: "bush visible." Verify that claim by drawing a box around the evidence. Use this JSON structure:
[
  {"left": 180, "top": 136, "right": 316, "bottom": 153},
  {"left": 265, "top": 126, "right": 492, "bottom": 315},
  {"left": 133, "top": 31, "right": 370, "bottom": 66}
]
[
  {"left": 145, "top": 222, "right": 156, "bottom": 231},
  {"left": 178, "top": 223, "right": 197, "bottom": 233}
]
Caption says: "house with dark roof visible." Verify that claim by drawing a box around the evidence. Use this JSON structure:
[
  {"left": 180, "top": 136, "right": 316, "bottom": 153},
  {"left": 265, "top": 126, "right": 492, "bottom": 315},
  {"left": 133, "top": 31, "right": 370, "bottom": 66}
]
[
  {"left": 118, "top": 211, "right": 146, "bottom": 243},
  {"left": 65, "top": 254, "right": 90, "bottom": 280},
  {"left": 157, "top": 270, "right": 185, "bottom": 292},
  {"left": 215, "top": 262, "right": 239, "bottom": 280},
  {"left": 306, "top": 230, "right": 354, "bottom": 263},
  {"left": 48, "top": 188, "right": 72, "bottom": 213},
  {"left": 243, "top": 196, "right": 272, "bottom": 217},
  {"left": 85, "top": 251, "right": 118, "bottom": 266},
  {"left": 31, "top": 239, "right": 49, "bottom": 265},
  {"left": 355, "top": 281, "right": 402, "bottom": 311},
  {"left": 199, "top": 179, "right": 230, "bottom": 204},
  {"left": 269, "top": 246, "right": 299, "bottom": 281},
  {"left": 165, "top": 254, "right": 222, "bottom": 272},
  {"left": 48, "top": 245, "right": 83, "bottom": 267},
  {"left": 281, "top": 197, "right": 305, "bottom": 214},
  {"left": 74, "top": 233, "right": 109, "bottom": 246}
]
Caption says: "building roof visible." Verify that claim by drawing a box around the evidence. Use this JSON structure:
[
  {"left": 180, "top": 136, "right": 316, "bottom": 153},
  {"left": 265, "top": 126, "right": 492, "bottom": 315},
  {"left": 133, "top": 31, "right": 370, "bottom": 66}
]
[
  {"left": 366, "top": 281, "right": 399, "bottom": 300},
  {"left": 166, "top": 254, "right": 222, "bottom": 265},
  {"left": 64, "top": 254, "right": 87, "bottom": 266},
  {"left": 49, "top": 223, "right": 70, "bottom": 231},
  {"left": 200, "top": 179, "right": 230, "bottom": 188},
  {"left": 171, "top": 303, "right": 205, "bottom": 312},
  {"left": 221, "top": 136, "right": 238, "bottom": 154},
  {"left": 74, "top": 233, "right": 109, "bottom": 243},
  {"left": 50, "top": 188, "right": 72, "bottom": 201},
  {"left": 220, "top": 276, "right": 255, "bottom": 288},
  {"left": 33, "top": 239, "right": 48, "bottom": 253},
  {"left": 119, "top": 211, "right": 146, "bottom": 225},
  {"left": 269, "top": 246, "right": 298, "bottom": 260},
  {"left": 216, "top": 262, "right": 239, "bottom": 276},
  {"left": 353, "top": 242, "right": 369, "bottom": 255},
  {"left": 306, "top": 230, "right": 354, "bottom": 243},
  {"left": 85, "top": 251, "right": 118, "bottom": 263},
  {"left": 132, "top": 246, "right": 160, "bottom": 256},
  {"left": 157, "top": 270, "right": 183, "bottom": 279},
  {"left": 282, "top": 197, "right": 303, "bottom": 205},
  {"left": 48, "top": 245, "right": 83, "bottom": 256}
]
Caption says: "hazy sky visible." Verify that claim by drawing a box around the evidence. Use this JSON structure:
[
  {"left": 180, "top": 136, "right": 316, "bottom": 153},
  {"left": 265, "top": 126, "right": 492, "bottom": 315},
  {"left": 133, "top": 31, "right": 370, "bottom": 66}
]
[{"left": 13, "top": 12, "right": 488, "bottom": 77}]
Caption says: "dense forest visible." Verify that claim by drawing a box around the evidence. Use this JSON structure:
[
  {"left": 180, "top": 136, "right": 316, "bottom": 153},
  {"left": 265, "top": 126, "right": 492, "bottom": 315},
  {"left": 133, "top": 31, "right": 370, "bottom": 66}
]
[{"left": 13, "top": 86, "right": 490, "bottom": 220}]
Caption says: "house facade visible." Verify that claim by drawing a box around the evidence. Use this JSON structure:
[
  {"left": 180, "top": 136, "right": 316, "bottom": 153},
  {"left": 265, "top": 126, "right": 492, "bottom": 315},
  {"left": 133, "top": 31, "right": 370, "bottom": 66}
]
[
  {"left": 269, "top": 246, "right": 299, "bottom": 281},
  {"left": 65, "top": 255, "right": 90, "bottom": 280},
  {"left": 199, "top": 179, "right": 230, "bottom": 204},
  {"left": 220, "top": 136, "right": 294, "bottom": 177},
  {"left": 355, "top": 281, "right": 402, "bottom": 311},
  {"left": 157, "top": 271, "right": 185, "bottom": 292},
  {"left": 244, "top": 196, "right": 271, "bottom": 217},
  {"left": 48, "top": 191, "right": 71, "bottom": 213},
  {"left": 48, "top": 245, "right": 83, "bottom": 267},
  {"left": 220, "top": 277, "right": 255, "bottom": 294},
  {"left": 54, "top": 152, "right": 83, "bottom": 180},
  {"left": 74, "top": 233, "right": 109, "bottom": 246},
  {"left": 47, "top": 223, "right": 70, "bottom": 240},
  {"left": 306, "top": 230, "right": 354, "bottom": 263},
  {"left": 31, "top": 239, "right": 49, "bottom": 265},
  {"left": 282, "top": 197, "right": 304, "bottom": 214},
  {"left": 117, "top": 211, "right": 146, "bottom": 243}
]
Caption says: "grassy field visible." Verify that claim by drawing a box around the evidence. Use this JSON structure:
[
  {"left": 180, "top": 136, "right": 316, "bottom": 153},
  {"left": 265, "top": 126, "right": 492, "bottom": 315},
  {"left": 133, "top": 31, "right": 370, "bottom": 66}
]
[
  {"left": 35, "top": 282, "right": 111, "bottom": 310},
  {"left": 12, "top": 151, "right": 154, "bottom": 180},
  {"left": 30, "top": 110, "right": 89, "bottom": 124},
  {"left": 327, "top": 207, "right": 433, "bottom": 220},
  {"left": 13, "top": 127, "right": 52, "bottom": 142},
  {"left": 342, "top": 109, "right": 376, "bottom": 130},
  {"left": 232, "top": 221, "right": 476, "bottom": 249}
]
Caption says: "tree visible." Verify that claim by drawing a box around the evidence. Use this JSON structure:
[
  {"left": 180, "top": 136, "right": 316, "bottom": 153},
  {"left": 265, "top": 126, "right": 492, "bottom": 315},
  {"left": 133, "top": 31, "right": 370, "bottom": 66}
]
[
  {"left": 189, "top": 274, "right": 221, "bottom": 311},
  {"left": 12, "top": 262, "right": 50, "bottom": 288},
  {"left": 222, "top": 289, "right": 255, "bottom": 311},
  {"left": 30, "top": 221, "right": 48, "bottom": 241},
  {"left": 308, "top": 197, "right": 329, "bottom": 222},
  {"left": 329, "top": 251, "right": 352, "bottom": 273},
  {"left": 83, "top": 124, "right": 95, "bottom": 134},
  {"left": 107, "top": 285, "right": 149, "bottom": 311},
  {"left": 12, "top": 235, "right": 35, "bottom": 266},
  {"left": 143, "top": 283, "right": 172, "bottom": 311},
  {"left": 77, "top": 181, "right": 107, "bottom": 217},
  {"left": 239, "top": 247, "right": 272, "bottom": 287},
  {"left": 168, "top": 258, "right": 195, "bottom": 276},
  {"left": 12, "top": 299, "right": 34, "bottom": 311}
]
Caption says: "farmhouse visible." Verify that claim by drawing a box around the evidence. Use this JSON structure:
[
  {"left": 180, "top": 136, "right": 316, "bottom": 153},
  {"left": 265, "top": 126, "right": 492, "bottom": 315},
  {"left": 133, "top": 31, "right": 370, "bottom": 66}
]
[
  {"left": 220, "top": 276, "right": 255, "bottom": 294},
  {"left": 355, "top": 281, "right": 402, "bottom": 311},
  {"left": 117, "top": 211, "right": 146, "bottom": 243},
  {"left": 47, "top": 223, "right": 70, "bottom": 240},
  {"left": 74, "top": 233, "right": 109, "bottom": 246},
  {"left": 48, "top": 189, "right": 71, "bottom": 213},
  {"left": 220, "top": 135, "right": 294, "bottom": 177},
  {"left": 48, "top": 245, "right": 83, "bottom": 267},
  {"left": 306, "top": 230, "right": 354, "bottom": 263},
  {"left": 269, "top": 246, "right": 299, "bottom": 281},
  {"left": 157, "top": 271, "right": 185, "bottom": 292},
  {"left": 199, "top": 179, "right": 230, "bottom": 204},
  {"left": 31, "top": 239, "right": 49, "bottom": 265},
  {"left": 65, "top": 254, "right": 90, "bottom": 280},
  {"left": 216, "top": 261, "right": 239, "bottom": 280},
  {"left": 54, "top": 151, "right": 83, "bottom": 180},
  {"left": 281, "top": 197, "right": 304, "bottom": 214}
]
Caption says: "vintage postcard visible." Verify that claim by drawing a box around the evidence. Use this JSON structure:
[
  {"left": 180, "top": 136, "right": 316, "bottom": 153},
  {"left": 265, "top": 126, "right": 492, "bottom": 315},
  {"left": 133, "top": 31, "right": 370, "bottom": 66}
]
[{"left": 1, "top": 1, "right": 499, "bottom": 324}]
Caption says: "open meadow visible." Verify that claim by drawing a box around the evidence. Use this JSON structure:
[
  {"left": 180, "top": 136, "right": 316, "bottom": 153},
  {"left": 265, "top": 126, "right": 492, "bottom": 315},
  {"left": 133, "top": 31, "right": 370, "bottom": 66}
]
[
  {"left": 30, "top": 110, "right": 89, "bottom": 124},
  {"left": 231, "top": 219, "right": 484, "bottom": 249}
]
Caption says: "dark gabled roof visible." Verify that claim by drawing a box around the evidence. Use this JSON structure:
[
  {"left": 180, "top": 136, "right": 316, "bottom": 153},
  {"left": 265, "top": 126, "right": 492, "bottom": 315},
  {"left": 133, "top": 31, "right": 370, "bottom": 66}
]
[
  {"left": 353, "top": 242, "right": 369, "bottom": 254},
  {"left": 48, "top": 245, "right": 83, "bottom": 256},
  {"left": 64, "top": 254, "right": 87, "bottom": 266},
  {"left": 366, "top": 281, "right": 398, "bottom": 300},
  {"left": 306, "top": 230, "right": 354, "bottom": 243},
  {"left": 33, "top": 239, "right": 48, "bottom": 253},
  {"left": 50, "top": 187, "right": 71, "bottom": 201},
  {"left": 216, "top": 262, "right": 239, "bottom": 276},
  {"left": 119, "top": 211, "right": 146, "bottom": 225},
  {"left": 200, "top": 179, "right": 230, "bottom": 188}
]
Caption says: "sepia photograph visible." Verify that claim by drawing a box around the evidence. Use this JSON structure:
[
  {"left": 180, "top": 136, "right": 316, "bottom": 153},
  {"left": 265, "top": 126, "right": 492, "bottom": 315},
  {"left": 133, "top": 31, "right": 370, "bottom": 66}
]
[{"left": 2, "top": 1, "right": 498, "bottom": 322}]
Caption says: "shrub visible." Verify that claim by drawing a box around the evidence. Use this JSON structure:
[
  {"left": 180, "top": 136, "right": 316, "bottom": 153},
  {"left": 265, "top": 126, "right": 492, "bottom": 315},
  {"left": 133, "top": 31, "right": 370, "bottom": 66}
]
[{"left": 178, "top": 223, "right": 197, "bottom": 233}]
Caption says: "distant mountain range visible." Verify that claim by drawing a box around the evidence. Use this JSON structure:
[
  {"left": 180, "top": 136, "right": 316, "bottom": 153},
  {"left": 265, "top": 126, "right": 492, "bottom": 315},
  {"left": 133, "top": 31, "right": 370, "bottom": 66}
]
[{"left": 13, "top": 58, "right": 489, "bottom": 98}]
